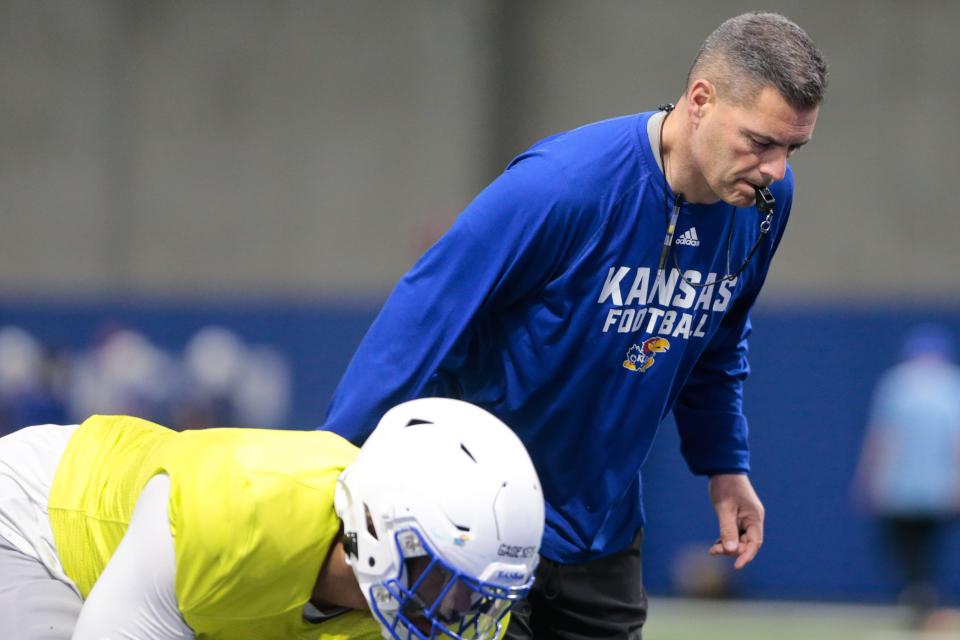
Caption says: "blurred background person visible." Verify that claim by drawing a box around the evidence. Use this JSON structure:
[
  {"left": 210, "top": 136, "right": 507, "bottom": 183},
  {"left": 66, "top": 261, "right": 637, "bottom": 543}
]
[
  {"left": 853, "top": 323, "right": 960, "bottom": 628},
  {"left": 176, "top": 326, "right": 291, "bottom": 429},
  {"left": 65, "top": 326, "right": 178, "bottom": 425},
  {"left": 0, "top": 326, "right": 68, "bottom": 434}
]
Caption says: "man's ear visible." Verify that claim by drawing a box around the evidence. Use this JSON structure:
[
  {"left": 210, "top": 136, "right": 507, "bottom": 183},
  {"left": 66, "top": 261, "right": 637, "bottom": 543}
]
[{"left": 687, "top": 78, "right": 716, "bottom": 125}]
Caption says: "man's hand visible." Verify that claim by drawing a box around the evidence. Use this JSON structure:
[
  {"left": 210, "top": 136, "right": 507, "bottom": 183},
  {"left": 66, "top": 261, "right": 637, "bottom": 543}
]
[{"left": 708, "top": 473, "right": 764, "bottom": 570}]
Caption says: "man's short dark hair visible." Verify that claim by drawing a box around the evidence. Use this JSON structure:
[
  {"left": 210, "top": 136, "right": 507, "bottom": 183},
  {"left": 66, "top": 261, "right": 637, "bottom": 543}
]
[{"left": 688, "top": 12, "right": 828, "bottom": 110}]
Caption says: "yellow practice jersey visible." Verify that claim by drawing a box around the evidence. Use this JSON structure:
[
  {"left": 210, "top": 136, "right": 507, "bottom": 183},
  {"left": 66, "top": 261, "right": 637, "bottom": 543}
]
[{"left": 48, "top": 415, "right": 382, "bottom": 639}]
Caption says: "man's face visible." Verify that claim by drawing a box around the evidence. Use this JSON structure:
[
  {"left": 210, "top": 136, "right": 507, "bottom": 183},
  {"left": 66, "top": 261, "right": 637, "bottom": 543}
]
[
  {"left": 402, "top": 555, "right": 474, "bottom": 633},
  {"left": 691, "top": 84, "right": 819, "bottom": 207}
]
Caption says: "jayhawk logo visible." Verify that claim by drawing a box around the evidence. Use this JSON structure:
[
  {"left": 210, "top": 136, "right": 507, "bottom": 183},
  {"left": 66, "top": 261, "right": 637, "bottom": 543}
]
[{"left": 622, "top": 337, "right": 670, "bottom": 372}]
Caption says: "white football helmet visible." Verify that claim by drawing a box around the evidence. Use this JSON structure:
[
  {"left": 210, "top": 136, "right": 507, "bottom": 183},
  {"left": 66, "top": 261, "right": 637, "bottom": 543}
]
[{"left": 334, "top": 398, "right": 544, "bottom": 640}]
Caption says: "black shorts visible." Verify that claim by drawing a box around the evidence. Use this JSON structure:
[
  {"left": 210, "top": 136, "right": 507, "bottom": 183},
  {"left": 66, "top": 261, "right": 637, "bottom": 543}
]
[{"left": 505, "top": 530, "right": 647, "bottom": 639}]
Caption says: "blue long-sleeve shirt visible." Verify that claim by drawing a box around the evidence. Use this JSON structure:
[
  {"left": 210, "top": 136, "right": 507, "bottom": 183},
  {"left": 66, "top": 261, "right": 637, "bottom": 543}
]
[{"left": 325, "top": 111, "right": 792, "bottom": 563}]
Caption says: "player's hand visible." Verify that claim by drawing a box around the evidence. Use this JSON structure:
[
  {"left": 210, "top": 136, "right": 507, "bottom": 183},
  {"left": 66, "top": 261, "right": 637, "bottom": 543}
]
[{"left": 707, "top": 473, "right": 764, "bottom": 570}]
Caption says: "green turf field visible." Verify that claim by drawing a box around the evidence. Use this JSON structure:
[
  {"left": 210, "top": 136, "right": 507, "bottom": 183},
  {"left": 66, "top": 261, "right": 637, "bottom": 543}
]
[{"left": 645, "top": 598, "right": 960, "bottom": 640}]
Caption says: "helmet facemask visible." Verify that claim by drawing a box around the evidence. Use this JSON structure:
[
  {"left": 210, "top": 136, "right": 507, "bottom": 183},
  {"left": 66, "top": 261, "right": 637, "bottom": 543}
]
[{"left": 372, "top": 528, "right": 527, "bottom": 639}]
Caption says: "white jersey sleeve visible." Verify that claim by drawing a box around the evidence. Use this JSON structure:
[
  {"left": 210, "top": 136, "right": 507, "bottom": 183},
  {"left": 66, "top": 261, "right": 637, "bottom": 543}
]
[
  {"left": 0, "top": 423, "right": 79, "bottom": 590},
  {"left": 72, "top": 474, "right": 194, "bottom": 640}
]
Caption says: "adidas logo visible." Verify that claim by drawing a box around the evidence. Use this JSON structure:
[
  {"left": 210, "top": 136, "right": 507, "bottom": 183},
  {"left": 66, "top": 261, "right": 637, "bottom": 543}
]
[{"left": 675, "top": 227, "right": 700, "bottom": 247}]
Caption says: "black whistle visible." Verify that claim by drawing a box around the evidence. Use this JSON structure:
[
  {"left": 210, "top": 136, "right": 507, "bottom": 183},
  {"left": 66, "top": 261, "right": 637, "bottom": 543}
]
[{"left": 755, "top": 186, "right": 775, "bottom": 214}]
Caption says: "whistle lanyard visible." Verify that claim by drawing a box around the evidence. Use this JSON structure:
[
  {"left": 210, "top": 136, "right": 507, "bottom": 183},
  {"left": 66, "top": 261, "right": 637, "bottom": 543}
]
[{"left": 657, "top": 195, "right": 682, "bottom": 273}]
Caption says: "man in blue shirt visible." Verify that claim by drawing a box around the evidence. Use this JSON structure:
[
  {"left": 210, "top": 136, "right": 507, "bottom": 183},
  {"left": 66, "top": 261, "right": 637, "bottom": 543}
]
[
  {"left": 326, "top": 12, "right": 827, "bottom": 638},
  {"left": 854, "top": 324, "right": 960, "bottom": 627}
]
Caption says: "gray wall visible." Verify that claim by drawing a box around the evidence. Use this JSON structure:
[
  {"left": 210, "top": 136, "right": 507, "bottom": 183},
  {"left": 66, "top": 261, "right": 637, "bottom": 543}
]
[{"left": 1, "top": 1, "right": 957, "bottom": 299}]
